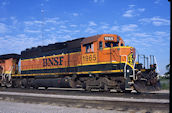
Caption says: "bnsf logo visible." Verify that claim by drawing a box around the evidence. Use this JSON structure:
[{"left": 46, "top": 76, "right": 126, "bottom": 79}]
[{"left": 43, "top": 56, "right": 64, "bottom": 67}]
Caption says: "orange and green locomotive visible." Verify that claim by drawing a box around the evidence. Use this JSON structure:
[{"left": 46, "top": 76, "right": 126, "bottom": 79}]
[{"left": 0, "top": 34, "right": 160, "bottom": 92}]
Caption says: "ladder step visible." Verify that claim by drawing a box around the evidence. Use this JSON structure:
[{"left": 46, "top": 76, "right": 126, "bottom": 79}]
[
  {"left": 125, "top": 88, "right": 134, "bottom": 90},
  {"left": 129, "top": 75, "right": 134, "bottom": 77},
  {"left": 128, "top": 82, "right": 134, "bottom": 85},
  {"left": 140, "top": 78, "right": 147, "bottom": 81}
]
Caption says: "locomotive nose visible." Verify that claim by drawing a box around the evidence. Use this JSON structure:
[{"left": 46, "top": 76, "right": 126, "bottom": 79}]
[
  {"left": 111, "top": 46, "right": 136, "bottom": 66},
  {"left": 130, "top": 48, "right": 133, "bottom": 53}
]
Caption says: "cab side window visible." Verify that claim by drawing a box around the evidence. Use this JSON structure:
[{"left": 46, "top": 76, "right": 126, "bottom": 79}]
[
  {"left": 113, "top": 42, "right": 118, "bottom": 47},
  {"left": 99, "top": 41, "right": 103, "bottom": 50},
  {"left": 85, "top": 43, "right": 94, "bottom": 53},
  {"left": 86, "top": 45, "right": 90, "bottom": 53},
  {"left": 105, "top": 42, "right": 111, "bottom": 48},
  {"left": 105, "top": 42, "right": 119, "bottom": 48}
]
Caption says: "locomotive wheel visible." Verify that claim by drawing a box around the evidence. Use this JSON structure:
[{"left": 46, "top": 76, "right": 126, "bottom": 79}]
[
  {"left": 85, "top": 86, "right": 91, "bottom": 92},
  {"left": 83, "top": 83, "right": 91, "bottom": 92},
  {"left": 104, "top": 84, "right": 110, "bottom": 92},
  {"left": 5, "top": 82, "right": 12, "bottom": 88},
  {"left": 82, "top": 82, "right": 86, "bottom": 89},
  {"left": 21, "top": 79, "right": 31, "bottom": 89},
  {"left": 33, "top": 85, "right": 38, "bottom": 89},
  {"left": 99, "top": 84, "right": 109, "bottom": 92},
  {"left": 82, "top": 82, "right": 91, "bottom": 92},
  {"left": 69, "top": 80, "right": 76, "bottom": 88},
  {"left": 124, "top": 90, "right": 132, "bottom": 93},
  {"left": 12, "top": 80, "right": 20, "bottom": 88}
]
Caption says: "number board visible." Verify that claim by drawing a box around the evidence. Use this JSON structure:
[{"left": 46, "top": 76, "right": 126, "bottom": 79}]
[
  {"left": 82, "top": 53, "right": 97, "bottom": 64},
  {"left": 104, "top": 37, "right": 114, "bottom": 41}
]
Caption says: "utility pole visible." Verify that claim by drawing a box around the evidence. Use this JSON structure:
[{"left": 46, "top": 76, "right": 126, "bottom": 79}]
[
  {"left": 41, "top": 3, "right": 45, "bottom": 46},
  {"left": 168, "top": 0, "right": 171, "bottom": 112}
]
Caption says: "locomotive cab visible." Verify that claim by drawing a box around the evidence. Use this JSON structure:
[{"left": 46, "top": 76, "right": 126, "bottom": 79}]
[{"left": 81, "top": 34, "right": 135, "bottom": 67}]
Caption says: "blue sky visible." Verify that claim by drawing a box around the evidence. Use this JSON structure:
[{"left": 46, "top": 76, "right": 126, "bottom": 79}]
[{"left": 0, "top": 0, "right": 170, "bottom": 75}]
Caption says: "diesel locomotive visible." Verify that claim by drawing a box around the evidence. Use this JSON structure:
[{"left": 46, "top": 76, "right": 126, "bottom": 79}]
[{"left": 0, "top": 34, "right": 160, "bottom": 92}]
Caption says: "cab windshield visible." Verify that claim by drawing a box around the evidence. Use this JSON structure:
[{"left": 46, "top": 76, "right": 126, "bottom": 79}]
[{"left": 105, "top": 42, "right": 118, "bottom": 48}]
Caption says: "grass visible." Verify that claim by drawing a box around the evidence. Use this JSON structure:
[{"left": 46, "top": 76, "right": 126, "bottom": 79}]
[{"left": 160, "top": 78, "right": 169, "bottom": 90}]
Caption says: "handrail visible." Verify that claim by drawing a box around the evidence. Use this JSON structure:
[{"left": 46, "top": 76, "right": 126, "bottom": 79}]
[
  {"left": 120, "top": 55, "right": 128, "bottom": 79},
  {"left": 2, "top": 65, "right": 4, "bottom": 75},
  {"left": 133, "top": 54, "right": 137, "bottom": 80},
  {"left": 8, "top": 66, "right": 13, "bottom": 81},
  {"left": 154, "top": 56, "right": 160, "bottom": 73},
  {"left": 0, "top": 66, "right": 5, "bottom": 78}
]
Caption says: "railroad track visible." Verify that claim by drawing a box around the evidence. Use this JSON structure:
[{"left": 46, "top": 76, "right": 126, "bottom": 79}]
[
  {"left": 0, "top": 87, "right": 169, "bottom": 99},
  {"left": 0, "top": 87, "right": 169, "bottom": 113}
]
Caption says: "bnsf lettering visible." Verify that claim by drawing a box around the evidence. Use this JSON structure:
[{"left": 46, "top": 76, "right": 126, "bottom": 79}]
[{"left": 43, "top": 56, "right": 64, "bottom": 67}]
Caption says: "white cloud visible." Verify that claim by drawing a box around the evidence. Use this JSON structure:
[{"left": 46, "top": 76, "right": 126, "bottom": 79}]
[
  {"left": 138, "top": 8, "right": 145, "bottom": 12},
  {"left": 93, "top": 0, "right": 104, "bottom": 3},
  {"left": 93, "top": 0, "right": 98, "bottom": 3},
  {"left": 85, "top": 27, "right": 97, "bottom": 33},
  {"left": 10, "top": 16, "right": 18, "bottom": 25},
  {"left": 24, "top": 17, "right": 61, "bottom": 26},
  {"left": 154, "top": 31, "right": 166, "bottom": 36},
  {"left": 101, "top": 25, "right": 108, "bottom": 29},
  {"left": 123, "top": 5, "right": 145, "bottom": 18},
  {"left": 127, "top": 33, "right": 151, "bottom": 37},
  {"left": 0, "top": 35, "right": 41, "bottom": 54},
  {"left": 24, "top": 18, "right": 67, "bottom": 34},
  {"left": 154, "top": 0, "right": 160, "bottom": 4},
  {"left": 0, "top": 23, "right": 8, "bottom": 33},
  {"left": 44, "top": 27, "right": 55, "bottom": 32},
  {"left": 153, "top": 31, "right": 170, "bottom": 39},
  {"left": 1, "top": 1, "right": 9, "bottom": 7},
  {"left": 110, "top": 24, "right": 138, "bottom": 32},
  {"left": 123, "top": 10, "right": 134, "bottom": 17},
  {"left": 45, "top": 17, "right": 59, "bottom": 24},
  {"left": 0, "top": 33, "right": 75, "bottom": 55},
  {"left": 44, "top": 34, "right": 73, "bottom": 43},
  {"left": 73, "top": 30, "right": 80, "bottom": 33},
  {"left": 69, "top": 24, "right": 77, "bottom": 27},
  {"left": 59, "top": 25, "right": 67, "bottom": 29},
  {"left": 111, "top": 26, "right": 119, "bottom": 31},
  {"left": 24, "top": 20, "right": 42, "bottom": 26},
  {"left": 128, "top": 5, "right": 135, "bottom": 8},
  {"left": 151, "top": 17, "right": 170, "bottom": 26},
  {"left": 56, "top": 29, "right": 71, "bottom": 34},
  {"left": 17, "top": 34, "right": 27, "bottom": 38},
  {"left": 124, "top": 30, "right": 169, "bottom": 49},
  {"left": 24, "top": 21, "right": 34, "bottom": 26},
  {"left": 72, "top": 13, "right": 79, "bottom": 16},
  {"left": 24, "top": 29, "right": 41, "bottom": 33},
  {"left": 88, "top": 21, "right": 97, "bottom": 26},
  {"left": 0, "top": 18, "right": 7, "bottom": 21},
  {"left": 121, "top": 24, "right": 138, "bottom": 32},
  {"left": 139, "top": 17, "right": 170, "bottom": 26},
  {"left": 34, "top": 20, "right": 42, "bottom": 24},
  {"left": 100, "top": 23, "right": 109, "bottom": 29}
]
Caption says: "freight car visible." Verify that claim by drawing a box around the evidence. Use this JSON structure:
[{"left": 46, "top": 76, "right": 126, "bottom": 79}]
[{"left": 0, "top": 34, "right": 160, "bottom": 93}]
